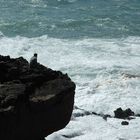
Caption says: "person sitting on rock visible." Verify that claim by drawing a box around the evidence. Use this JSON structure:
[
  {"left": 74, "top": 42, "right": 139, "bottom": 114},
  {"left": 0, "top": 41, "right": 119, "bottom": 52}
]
[{"left": 30, "top": 53, "right": 38, "bottom": 68}]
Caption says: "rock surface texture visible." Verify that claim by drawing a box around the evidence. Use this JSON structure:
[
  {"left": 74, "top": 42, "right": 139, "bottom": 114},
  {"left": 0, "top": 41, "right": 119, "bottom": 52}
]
[{"left": 0, "top": 55, "right": 75, "bottom": 140}]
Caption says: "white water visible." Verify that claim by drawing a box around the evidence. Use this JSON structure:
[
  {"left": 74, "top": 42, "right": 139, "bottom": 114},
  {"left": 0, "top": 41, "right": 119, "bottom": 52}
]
[{"left": 0, "top": 35, "right": 140, "bottom": 139}]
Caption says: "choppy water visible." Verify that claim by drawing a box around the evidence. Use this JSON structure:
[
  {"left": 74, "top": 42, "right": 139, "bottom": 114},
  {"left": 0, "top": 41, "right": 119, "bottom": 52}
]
[
  {"left": 0, "top": 0, "right": 140, "bottom": 140},
  {"left": 0, "top": 0, "right": 140, "bottom": 38}
]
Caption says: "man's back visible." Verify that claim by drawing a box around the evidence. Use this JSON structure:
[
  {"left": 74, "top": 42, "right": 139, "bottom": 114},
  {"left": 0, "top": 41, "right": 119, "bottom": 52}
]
[{"left": 30, "top": 53, "right": 37, "bottom": 68}]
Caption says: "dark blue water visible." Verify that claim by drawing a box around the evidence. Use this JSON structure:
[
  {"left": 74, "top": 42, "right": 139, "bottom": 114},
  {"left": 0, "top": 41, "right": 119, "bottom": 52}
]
[{"left": 0, "top": 0, "right": 140, "bottom": 38}]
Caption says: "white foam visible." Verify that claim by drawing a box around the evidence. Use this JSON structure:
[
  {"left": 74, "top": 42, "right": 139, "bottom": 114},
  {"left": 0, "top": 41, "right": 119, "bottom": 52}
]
[
  {"left": 47, "top": 116, "right": 140, "bottom": 140},
  {"left": 0, "top": 35, "right": 140, "bottom": 139}
]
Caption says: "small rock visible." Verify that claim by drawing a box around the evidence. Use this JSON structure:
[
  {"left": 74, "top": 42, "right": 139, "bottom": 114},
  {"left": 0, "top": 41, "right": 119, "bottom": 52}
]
[
  {"left": 103, "top": 114, "right": 111, "bottom": 121},
  {"left": 114, "top": 107, "right": 134, "bottom": 119},
  {"left": 121, "top": 121, "right": 129, "bottom": 125}
]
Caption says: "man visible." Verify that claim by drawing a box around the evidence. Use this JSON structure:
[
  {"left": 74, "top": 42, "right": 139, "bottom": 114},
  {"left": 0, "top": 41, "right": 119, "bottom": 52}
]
[{"left": 30, "top": 53, "right": 38, "bottom": 68}]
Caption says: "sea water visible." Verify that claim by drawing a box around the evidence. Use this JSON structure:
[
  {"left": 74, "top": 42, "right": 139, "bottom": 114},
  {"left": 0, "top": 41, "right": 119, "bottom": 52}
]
[{"left": 0, "top": 0, "right": 140, "bottom": 140}]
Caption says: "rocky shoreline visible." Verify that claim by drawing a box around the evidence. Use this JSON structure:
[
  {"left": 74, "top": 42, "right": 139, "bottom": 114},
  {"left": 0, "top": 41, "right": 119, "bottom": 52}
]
[{"left": 0, "top": 55, "right": 75, "bottom": 140}]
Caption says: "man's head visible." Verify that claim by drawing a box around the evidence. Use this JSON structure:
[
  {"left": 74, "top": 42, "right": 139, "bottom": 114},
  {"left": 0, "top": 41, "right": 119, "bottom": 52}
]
[{"left": 34, "top": 53, "right": 37, "bottom": 57}]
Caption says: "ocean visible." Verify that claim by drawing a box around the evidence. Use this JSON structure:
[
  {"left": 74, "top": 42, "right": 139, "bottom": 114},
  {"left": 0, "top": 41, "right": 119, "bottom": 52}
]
[{"left": 0, "top": 0, "right": 140, "bottom": 139}]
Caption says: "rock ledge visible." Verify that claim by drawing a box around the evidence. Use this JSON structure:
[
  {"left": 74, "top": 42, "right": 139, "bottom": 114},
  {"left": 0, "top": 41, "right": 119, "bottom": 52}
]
[{"left": 0, "top": 55, "right": 75, "bottom": 140}]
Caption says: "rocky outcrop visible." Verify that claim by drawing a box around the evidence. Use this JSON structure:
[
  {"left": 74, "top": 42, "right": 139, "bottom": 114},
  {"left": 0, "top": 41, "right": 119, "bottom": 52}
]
[
  {"left": 114, "top": 108, "right": 134, "bottom": 119},
  {"left": 0, "top": 55, "right": 75, "bottom": 140}
]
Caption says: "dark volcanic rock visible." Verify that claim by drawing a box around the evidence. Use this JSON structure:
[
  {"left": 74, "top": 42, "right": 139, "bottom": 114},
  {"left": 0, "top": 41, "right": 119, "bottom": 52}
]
[
  {"left": 121, "top": 121, "right": 129, "bottom": 125},
  {"left": 114, "top": 108, "right": 134, "bottom": 119},
  {"left": 0, "top": 55, "right": 75, "bottom": 140}
]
